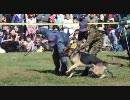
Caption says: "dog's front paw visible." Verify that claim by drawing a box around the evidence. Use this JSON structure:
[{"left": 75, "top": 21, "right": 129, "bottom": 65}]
[
  {"left": 99, "top": 74, "right": 106, "bottom": 79},
  {"left": 67, "top": 75, "right": 72, "bottom": 79},
  {"left": 66, "top": 71, "right": 70, "bottom": 75},
  {"left": 67, "top": 72, "right": 75, "bottom": 79}
]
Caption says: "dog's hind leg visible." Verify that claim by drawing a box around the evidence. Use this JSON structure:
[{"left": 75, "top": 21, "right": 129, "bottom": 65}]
[
  {"left": 99, "top": 74, "right": 106, "bottom": 79},
  {"left": 105, "top": 69, "right": 114, "bottom": 78}
]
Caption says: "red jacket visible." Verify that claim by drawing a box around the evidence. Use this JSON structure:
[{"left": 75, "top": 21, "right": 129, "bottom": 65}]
[
  {"left": 108, "top": 14, "right": 114, "bottom": 19},
  {"left": 49, "top": 15, "right": 56, "bottom": 23},
  {"left": 108, "top": 24, "right": 115, "bottom": 31}
]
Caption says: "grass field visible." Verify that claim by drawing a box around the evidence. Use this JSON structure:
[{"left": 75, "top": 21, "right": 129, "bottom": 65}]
[{"left": 0, "top": 51, "right": 130, "bottom": 86}]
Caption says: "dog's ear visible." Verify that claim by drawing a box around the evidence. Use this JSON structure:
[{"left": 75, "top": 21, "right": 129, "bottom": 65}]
[{"left": 63, "top": 47, "right": 70, "bottom": 53}]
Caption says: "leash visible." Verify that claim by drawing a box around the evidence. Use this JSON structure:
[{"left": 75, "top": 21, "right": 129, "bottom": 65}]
[{"left": 24, "top": 46, "right": 33, "bottom": 56}]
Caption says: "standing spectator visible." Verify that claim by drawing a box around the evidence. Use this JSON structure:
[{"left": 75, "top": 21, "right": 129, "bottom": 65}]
[
  {"left": 69, "top": 14, "right": 73, "bottom": 22},
  {"left": 12, "top": 14, "right": 25, "bottom": 38},
  {"left": 58, "top": 14, "right": 65, "bottom": 31},
  {"left": 72, "top": 14, "right": 79, "bottom": 32},
  {"left": 115, "top": 23, "right": 125, "bottom": 39},
  {"left": 108, "top": 30, "right": 116, "bottom": 50},
  {"left": 97, "top": 14, "right": 105, "bottom": 28},
  {"left": 1, "top": 15, "right": 7, "bottom": 23},
  {"left": 56, "top": 14, "right": 61, "bottom": 24},
  {"left": 78, "top": 14, "right": 87, "bottom": 20},
  {"left": 1, "top": 15, "right": 11, "bottom": 31},
  {"left": 25, "top": 14, "right": 37, "bottom": 40},
  {"left": 114, "top": 14, "right": 121, "bottom": 22},
  {"left": 121, "top": 14, "right": 130, "bottom": 57},
  {"left": 36, "top": 14, "right": 50, "bottom": 29},
  {"left": 36, "top": 14, "right": 43, "bottom": 23},
  {"left": 56, "top": 14, "right": 63, "bottom": 24},
  {"left": 55, "top": 14, "right": 64, "bottom": 30},
  {"left": 78, "top": 15, "right": 88, "bottom": 41},
  {"left": 4, "top": 14, "right": 13, "bottom": 23},
  {"left": 120, "top": 14, "right": 127, "bottom": 19},
  {"left": 99, "top": 14, "right": 104, "bottom": 21},
  {"left": 85, "top": 14, "right": 98, "bottom": 23},
  {"left": 73, "top": 14, "right": 79, "bottom": 22},
  {"left": 36, "top": 14, "right": 44, "bottom": 23},
  {"left": 49, "top": 14, "right": 56, "bottom": 23},
  {"left": 108, "top": 14, "right": 114, "bottom": 22},
  {"left": 104, "top": 14, "right": 108, "bottom": 22},
  {"left": 73, "top": 20, "right": 79, "bottom": 33},
  {"left": 49, "top": 14, "right": 56, "bottom": 30},
  {"left": 63, "top": 14, "right": 74, "bottom": 38},
  {"left": 12, "top": 14, "right": 24, "bottom": 23}
]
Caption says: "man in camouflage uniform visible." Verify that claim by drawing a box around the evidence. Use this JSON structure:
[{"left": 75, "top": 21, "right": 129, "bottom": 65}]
[
  {"left": 80, "top": 24, "right": 104, "bottom": 56},
  {"left": 79, "top": 25, "right": 105, "bottom": 76}
]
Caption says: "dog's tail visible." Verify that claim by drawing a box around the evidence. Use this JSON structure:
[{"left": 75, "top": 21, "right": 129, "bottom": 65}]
[
  {"left": 105, "top": 69, "right": 114, "bottom": 78},
  {"left": 106, "top": 62, "right": 124, "bottom": 67}
]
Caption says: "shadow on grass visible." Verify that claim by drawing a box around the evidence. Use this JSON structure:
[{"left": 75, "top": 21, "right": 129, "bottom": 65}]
[
  {"left": 26, "top": 69, "right": 108, "bottom": 78},
  {"left": 26, "top": 69, "right": 56, "bottom": 75},
  {"left": 26, "top": 69, "right": 85, "bottom": 77},
  {"left": 107, "top": 55, "right": 130, "bottom": 60}
]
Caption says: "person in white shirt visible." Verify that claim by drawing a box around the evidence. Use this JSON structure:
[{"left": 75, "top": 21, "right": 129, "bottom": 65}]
[
  {"left": 63, "top": 14, "right": 74, "bottom": 38},
  {"left": 24, "top": 36, "right": 35, "bottom": 52}
]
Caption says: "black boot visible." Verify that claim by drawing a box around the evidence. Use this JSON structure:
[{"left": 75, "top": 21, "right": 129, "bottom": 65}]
[
  {"left": 60, "top": 63, "right": 67, "bottom": 76},
  {"left": 55, "top": 68, "right": 60, "bottom": 75}
]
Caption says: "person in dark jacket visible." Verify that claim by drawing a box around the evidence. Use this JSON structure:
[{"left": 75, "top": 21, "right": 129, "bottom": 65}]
[
  {"left": 78, "top": 15, "right": 88, "bottom": 41},
  {"left": 36, "top": 28, "right": 70, "bottom": 76},
  {"left": 12, "top": 14, "right": 24, "bottom": 23},
  {"left": 121, "top": 15, "right": 130, "bottom": 58}
]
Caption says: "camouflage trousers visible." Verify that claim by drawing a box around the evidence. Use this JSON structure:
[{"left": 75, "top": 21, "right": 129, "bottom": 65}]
[{"left": 88, "top": 38, "right": 104, "bottom": 56}]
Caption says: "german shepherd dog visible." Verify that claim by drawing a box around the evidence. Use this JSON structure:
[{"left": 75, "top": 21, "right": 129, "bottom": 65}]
[{"left": 63, "top": 47, "right": 123, "bottom": 78}]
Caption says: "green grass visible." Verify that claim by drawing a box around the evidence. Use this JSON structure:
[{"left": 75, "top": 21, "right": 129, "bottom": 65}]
[{"left": 0, "top": 51, "right": 130, "bottom": 86}]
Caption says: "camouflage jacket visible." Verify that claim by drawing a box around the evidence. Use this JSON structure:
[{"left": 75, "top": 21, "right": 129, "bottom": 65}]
[{"left": 79, "top": 25, "right": 104, "bottom": 56}]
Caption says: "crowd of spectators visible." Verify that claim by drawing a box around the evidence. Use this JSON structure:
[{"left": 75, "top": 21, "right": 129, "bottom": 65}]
[{"left": 0, "top": 14, "right": 129, "bottom": 53}]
